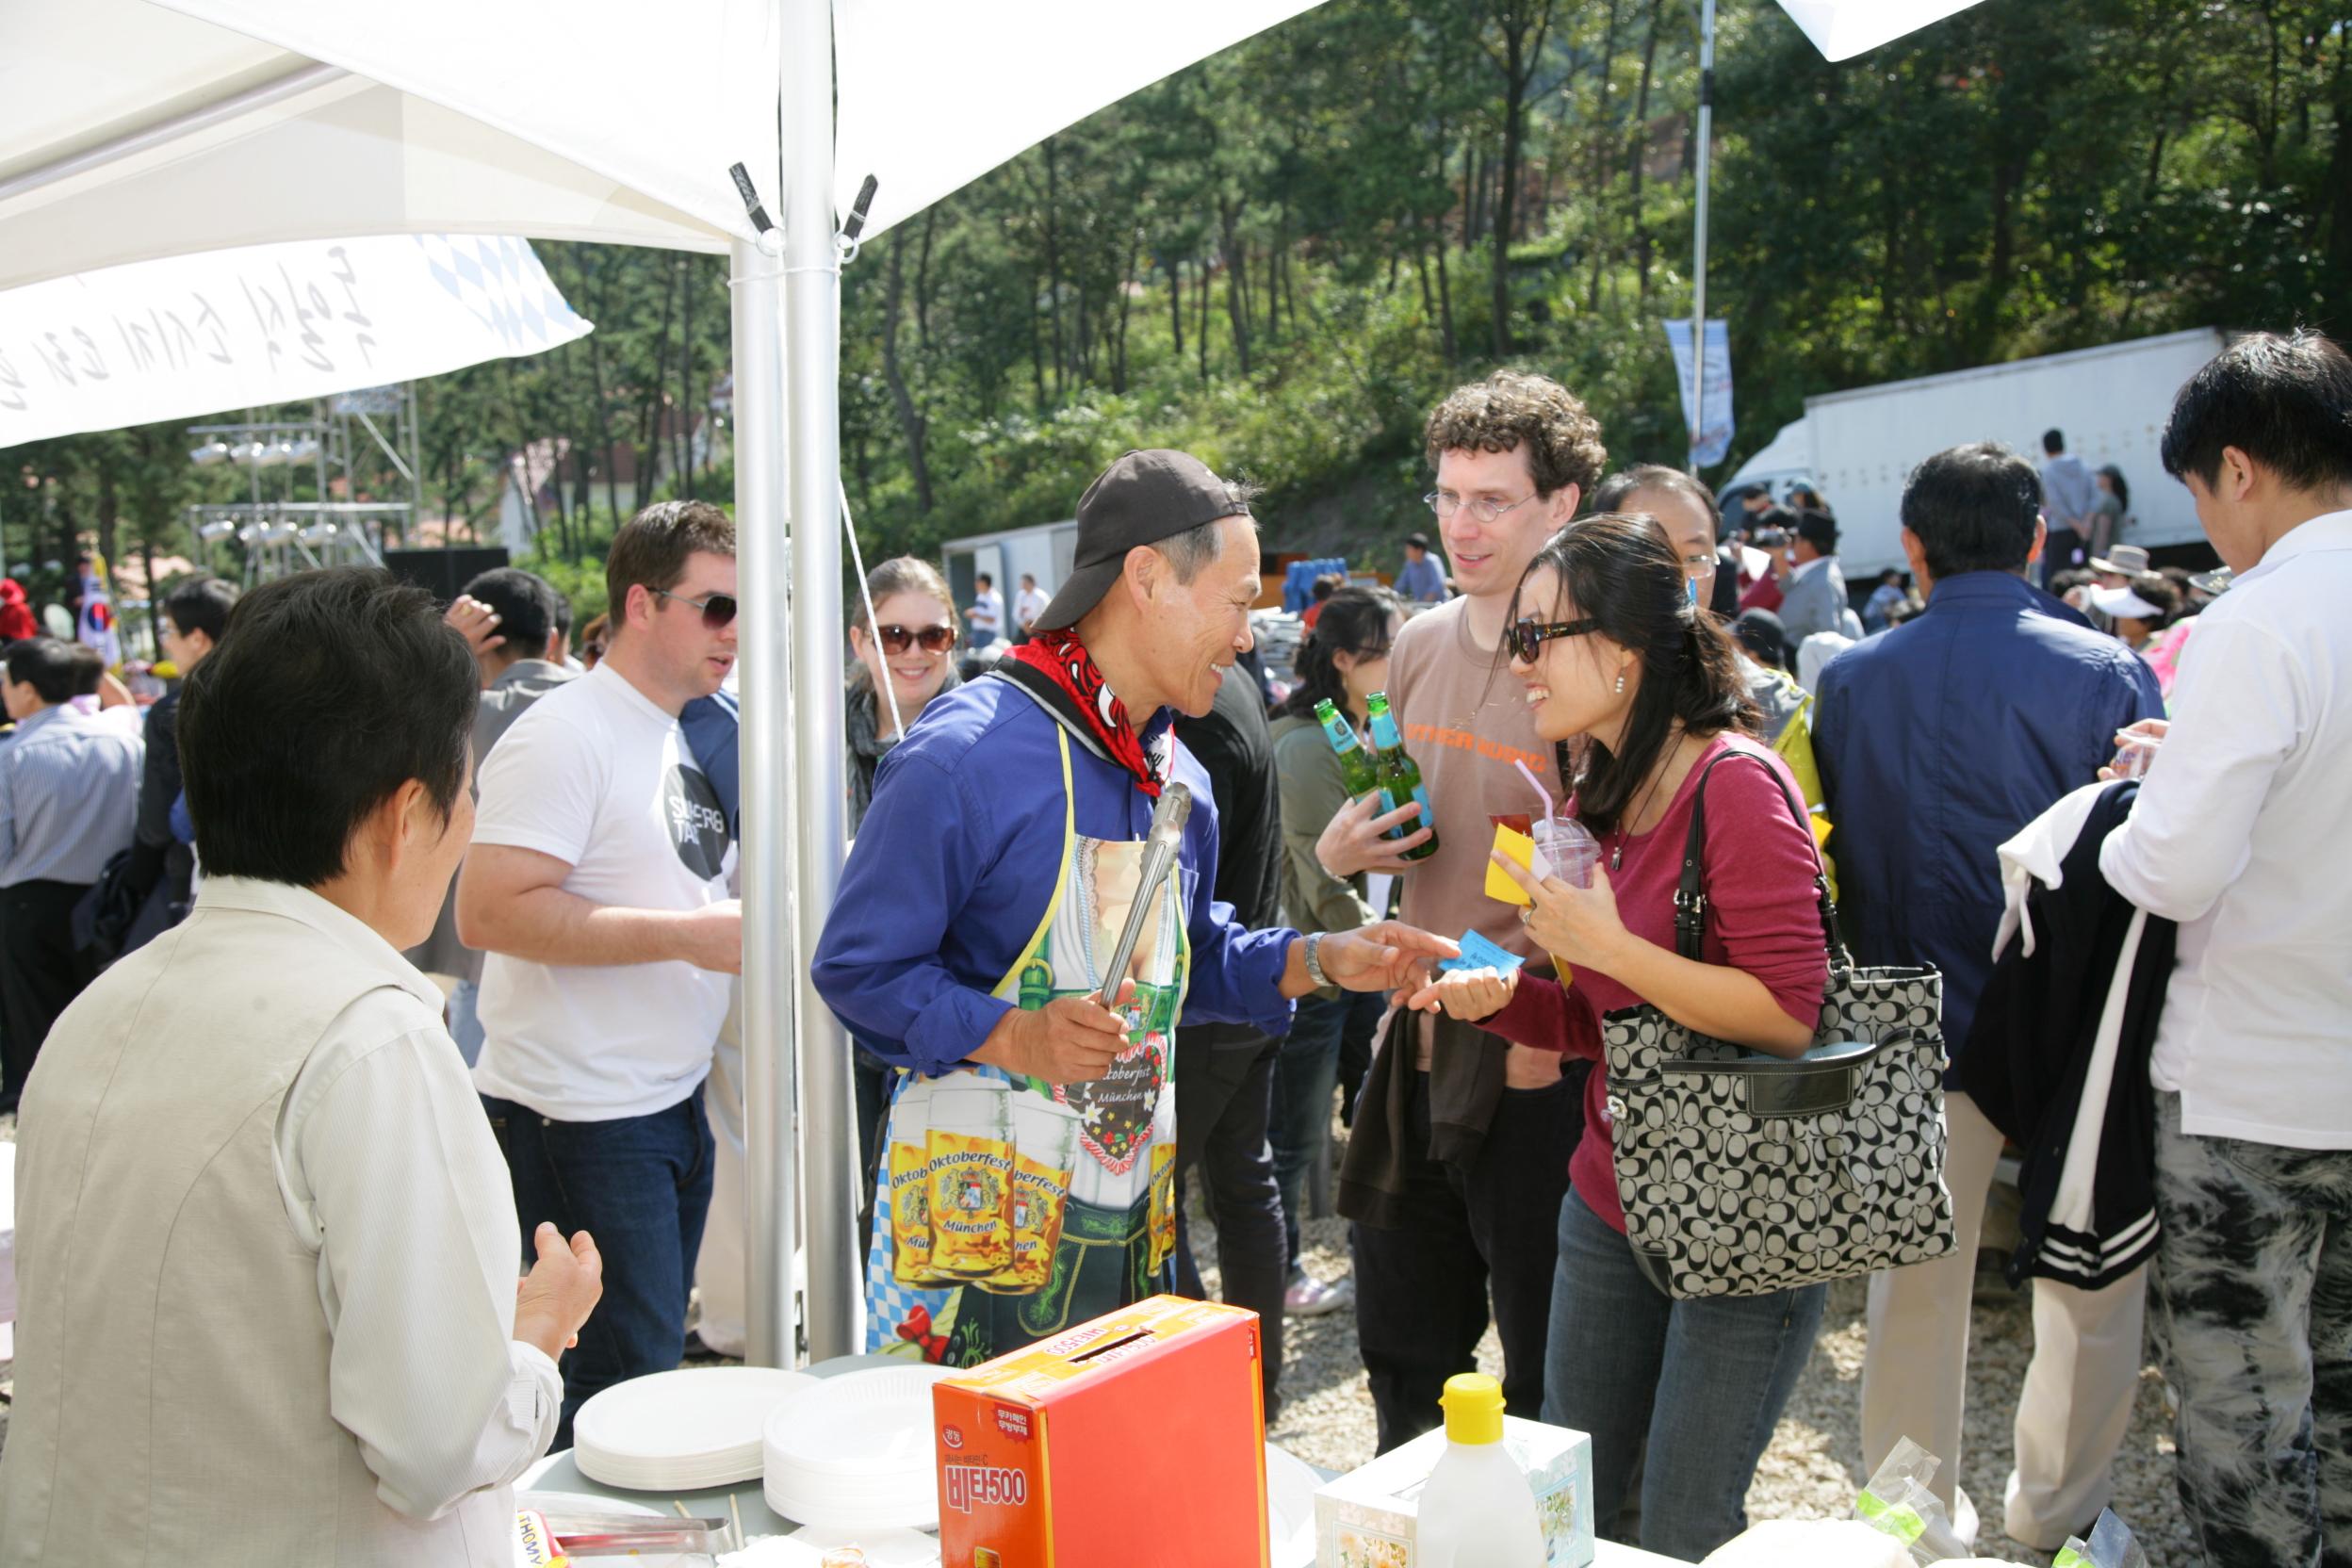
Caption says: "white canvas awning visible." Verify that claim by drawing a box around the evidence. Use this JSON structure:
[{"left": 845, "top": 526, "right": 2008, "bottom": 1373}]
[
  {"left": 0, "top": 233, "right": 588, "bottom": 449},
  {"left": 1776, "top": 0, "right": 1990, "bottom": 61}
]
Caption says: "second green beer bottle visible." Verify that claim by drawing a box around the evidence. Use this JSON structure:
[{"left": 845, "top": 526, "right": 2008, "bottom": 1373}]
[{"left": 1365, "top": 693, "right": 1439, "bottom": 861}]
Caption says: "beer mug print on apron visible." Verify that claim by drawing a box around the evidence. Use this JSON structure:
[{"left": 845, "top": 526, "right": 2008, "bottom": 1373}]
[{"left": 866, "top": 730, "right": 1193, "bottom": 1368}]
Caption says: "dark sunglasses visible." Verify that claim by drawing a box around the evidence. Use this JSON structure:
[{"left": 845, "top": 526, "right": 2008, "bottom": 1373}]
[
  {"left": 1507, "top": 616, "right": 1599, "bottom": 663},
  {"left": 655, "top": 588, "right": 738, "bottom": 629},
  {"left": 875, "top": 622, "right": 957, "bottom": 655}
]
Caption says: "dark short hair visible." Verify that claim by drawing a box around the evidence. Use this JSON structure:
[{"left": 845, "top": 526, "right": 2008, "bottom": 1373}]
[
  {"left": 461, "top": 567, "right": 560, "bottom": 658},
  {"left": 180, "top": 568, "right": 477, "bottom": 888},
  {"left": 2160, "top": 329, "right": 2352, "bottom": 495},
  {"left": 4, "top": 637, "right": 82, "bottom": 704},
  {"left": 1591, "top": 464, "right": 1717, "bottom": 524},
  {"left": 976, "top": 572, "right": 993, "bottom": 587},
  {"left": 1425, "top": 370, "right": 1609, "bottom": 500},
  {"left": 605, "top": 500, "right": 736, "bottom": 626},
  {"left": 66, "top": 643, "right": 104, "bottom": 696},
  {"left": 550, "top": 588, "right": 574, "bottom": 644},
  {"left": 1311, "top": 574, "right": 1341, "bottom": 602},
  {"left": 2043, "top": 429, "right": 2066, "bottom": 454},
  {"left": 1733, "top": 607, "right": 1789, "bottom": 671},
  {"left": 1901, "top": 442, "right": 2043, "bottom": 580},
  {"left": 162, "top": 573, "right": 239, "bottom": 644}
]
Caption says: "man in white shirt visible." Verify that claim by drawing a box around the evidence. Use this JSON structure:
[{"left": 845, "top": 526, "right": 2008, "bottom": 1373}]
[
  {"left": 1, "top": 567, "right": 602, "bottom": 1567},
  {"left": 2098, "top": 329, "right": 2352, "bottom": 1566},
  {"left": 2037, "top": 429, "right": 2099, "bottom": 589},
  {"left": 460, "top": 500, "right": 742, "bottom": 1442},
  {"left": 0, "top": 636, "right": 143, "bottom": 1109},
  {"left": 967, "top": 571, "right": 1004, "bottom": 649},
  {"left": 1013, "top": 571, "right": 1051, "bottom": 639}
]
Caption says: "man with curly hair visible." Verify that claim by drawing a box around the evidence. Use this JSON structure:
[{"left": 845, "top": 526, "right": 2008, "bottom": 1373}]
[{"left": 1320, "top": 369, "right": 1607, "bottom": 1449}]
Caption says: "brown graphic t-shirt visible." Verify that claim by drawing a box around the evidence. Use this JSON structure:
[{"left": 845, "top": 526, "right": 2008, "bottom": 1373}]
[{"left": 1386, "top": 597, "right": 1565, "bottom": 1081}]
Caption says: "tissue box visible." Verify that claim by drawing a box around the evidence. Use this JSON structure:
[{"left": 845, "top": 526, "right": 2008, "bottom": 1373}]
[
  {"left": 1315, "top": 1415, "right": 1593, "bottom": 1568},
  {"left": 933, "top": 1295, "right": 1268, "bottom": 1568}
]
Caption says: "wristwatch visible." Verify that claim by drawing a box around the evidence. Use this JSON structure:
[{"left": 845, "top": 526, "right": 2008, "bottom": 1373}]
[{"left": 1301, "top": 931, "right": 1331, "bottom": 988}]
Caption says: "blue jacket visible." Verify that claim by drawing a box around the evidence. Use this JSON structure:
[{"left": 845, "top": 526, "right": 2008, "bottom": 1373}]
[
  {"left": 811, "top": 676, "right": 1297, "bottom": 1076},
  {"left": 1812, "top": 572, "right": 2163, "bottom": 1059}
]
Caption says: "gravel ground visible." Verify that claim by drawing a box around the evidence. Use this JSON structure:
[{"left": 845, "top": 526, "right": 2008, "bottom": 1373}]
[
  {"left": 0, "top": 1107, "right": 2197, "bottom": 1565},
  {"left": 1205, "top": 1199, "right": 2198, "bottom": 1567}
]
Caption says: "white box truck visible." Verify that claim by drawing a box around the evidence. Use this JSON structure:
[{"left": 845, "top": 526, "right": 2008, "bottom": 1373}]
[{"left": 1723, "top": 327, "right": 2228, "bottom": 576}]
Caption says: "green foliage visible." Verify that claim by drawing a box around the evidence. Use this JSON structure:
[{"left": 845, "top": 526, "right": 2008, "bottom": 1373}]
[{"left": 10, "top": 0, "right": 2344, "bottom": 588}]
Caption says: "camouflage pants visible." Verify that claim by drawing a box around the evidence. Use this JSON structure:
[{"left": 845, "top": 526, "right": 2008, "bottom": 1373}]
[{"left": 2151, "top": 1091, "right": 2352, "bottom": 1568}]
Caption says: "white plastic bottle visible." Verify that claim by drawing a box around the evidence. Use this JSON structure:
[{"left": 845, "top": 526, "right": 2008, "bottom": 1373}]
[{"left": 1414, "top": 1373, "right": 1544, "bottom": 1568}]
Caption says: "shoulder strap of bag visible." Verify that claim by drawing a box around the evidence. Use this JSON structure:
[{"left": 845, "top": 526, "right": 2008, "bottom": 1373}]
[{"left": 1674, "top": 744, "right": 1854, "bottom": 968}]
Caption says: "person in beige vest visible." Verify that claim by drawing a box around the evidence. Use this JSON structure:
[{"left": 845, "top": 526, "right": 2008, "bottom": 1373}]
[{"left": 0, "top": 567, "right": 603, "bottom": 1568}]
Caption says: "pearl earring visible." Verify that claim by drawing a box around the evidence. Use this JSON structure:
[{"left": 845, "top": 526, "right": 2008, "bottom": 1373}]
[{"left": 1614, "top": 672, "right": 1626, "bottom": 694}]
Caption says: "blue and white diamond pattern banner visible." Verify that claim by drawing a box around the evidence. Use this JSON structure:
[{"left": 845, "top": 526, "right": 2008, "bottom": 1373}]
[{"left": 0, "top": 234, "right": 592, "bottom": 449}]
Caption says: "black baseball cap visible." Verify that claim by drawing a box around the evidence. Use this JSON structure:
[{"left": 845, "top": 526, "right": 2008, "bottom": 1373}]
[
  {"left": 1793, "top": 508, "right": 1839, "bottom": 553},
  {"left": 1033, "top": 449, "right": 1254, "bottom": 631}
]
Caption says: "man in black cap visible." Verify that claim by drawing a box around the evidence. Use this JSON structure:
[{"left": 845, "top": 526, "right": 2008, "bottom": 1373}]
[
  {"left": 813, "top": 449, "right": 1452, "bottom": 1368},
  {"left": 1396, "top": 531, "right": 1448, "bottom": 604},
  {"left": 1777, "top": 506, "right": 1852, "bottom": 645}
]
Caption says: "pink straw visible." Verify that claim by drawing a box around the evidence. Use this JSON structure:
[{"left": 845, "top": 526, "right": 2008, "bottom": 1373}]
[{"left": 1511, "top": 757, "right": 1555, "bottom": 824}]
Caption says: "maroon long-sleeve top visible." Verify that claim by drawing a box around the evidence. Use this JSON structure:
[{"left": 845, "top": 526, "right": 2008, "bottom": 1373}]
[{"left": 1476, "top": 736, "right": 1829, "bottom": 1234}]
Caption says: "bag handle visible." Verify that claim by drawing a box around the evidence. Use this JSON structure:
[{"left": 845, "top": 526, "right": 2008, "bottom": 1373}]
[{"left": 1674, "top": 745, "right": 1854, "bottom": 970}]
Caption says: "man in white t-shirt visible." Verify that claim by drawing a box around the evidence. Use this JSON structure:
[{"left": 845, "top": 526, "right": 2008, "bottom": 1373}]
[
  {"left": 459, "top": 499, "right": 743, "bottom": 1441},
  {"left": 1013, "top": 572, "right": 1051, "bottom": 638},
  {"left": 967, "top": 573, "right": 1004, "bottom": 649}
]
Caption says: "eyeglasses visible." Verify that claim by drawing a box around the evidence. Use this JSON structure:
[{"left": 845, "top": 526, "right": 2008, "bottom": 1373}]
[
  {"left": 1506, "top": 616, "right": 1599, "bottom": 664},
  {"left": 1425, "top": 490, "right": 1538, "bottom": 525},
  {"left": 656, "top": 588, "right": 738, "bottom": 629},
  {"left": 875, "top": 622, "right": 956, "bottom": 655}
]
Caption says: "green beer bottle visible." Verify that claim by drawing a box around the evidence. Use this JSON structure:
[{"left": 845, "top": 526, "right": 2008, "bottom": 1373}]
[
  {"left": 1365, "top": 693, "right": 1439, "bottom": 861},
  {"left": 1314, "top": 698, "right": 1388, "bottom": 803}
]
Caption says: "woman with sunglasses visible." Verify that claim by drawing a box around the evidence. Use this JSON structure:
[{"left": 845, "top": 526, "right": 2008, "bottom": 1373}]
[
  {"left": 1266, "top": 583, "right": 1404, "bottom": 1316},
  {"left": 1403, "top": 515, "right": 1831, "bottom": 1561},
  {"left": 846, "top": 556, "right": 964, "bottom": 832},
  {"left": 844, "top": 556, "right": 964, "bottom": 1186}
]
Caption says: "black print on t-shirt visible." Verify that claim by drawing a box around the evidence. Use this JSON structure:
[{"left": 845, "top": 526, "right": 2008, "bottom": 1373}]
[{"left": 664, "top": 765, "right": 731, "bottom": 879}]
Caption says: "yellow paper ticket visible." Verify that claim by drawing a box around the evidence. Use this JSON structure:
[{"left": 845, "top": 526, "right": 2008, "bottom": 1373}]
[{"left": 1485, "top": 823, "right": 1536, "bottom": 905}]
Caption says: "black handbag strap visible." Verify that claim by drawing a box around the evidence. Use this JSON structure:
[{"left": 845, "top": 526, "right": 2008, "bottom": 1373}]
[{"left": 1673, "top": 744, "right": 1854, "bottom": 969}]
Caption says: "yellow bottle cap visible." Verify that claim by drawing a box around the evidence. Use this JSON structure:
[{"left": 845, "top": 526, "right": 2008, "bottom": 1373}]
[{"left": 1438, "top": 1372, "right": 1506, "bottom": 1446}]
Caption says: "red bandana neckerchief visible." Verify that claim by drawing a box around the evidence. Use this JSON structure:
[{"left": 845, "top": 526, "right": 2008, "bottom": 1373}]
[{"left": 999, "top": 627, "right": 1167, "bottom": 799}]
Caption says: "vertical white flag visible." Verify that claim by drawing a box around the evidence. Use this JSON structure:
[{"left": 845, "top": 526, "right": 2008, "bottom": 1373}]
[{"left": 1664, "top": 318, "right": 1735, "bottom": 467}]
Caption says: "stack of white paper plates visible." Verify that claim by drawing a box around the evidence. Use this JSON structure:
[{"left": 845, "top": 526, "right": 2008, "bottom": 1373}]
[
  {"left": 574, "top": 1366, "right": 816, "bottom": 1491},
  {"left": 761, "top": 1364, "right": 956, "bottom": 1530},
  {"left": 1265, "top": 1442, "right": 1319, "bottom": 1568}
]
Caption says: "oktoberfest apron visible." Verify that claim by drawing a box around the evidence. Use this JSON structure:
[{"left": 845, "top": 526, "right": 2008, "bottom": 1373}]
[{"left": 864, "top": 729, "right": 1194, "bottom": 1367}]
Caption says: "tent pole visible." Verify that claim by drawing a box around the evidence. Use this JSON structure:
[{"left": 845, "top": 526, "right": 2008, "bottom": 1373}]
[
  {"left": 1687, "top": 0, "right": 1717, "bottom": 473},
  {"left": 782, "top": 0, "right": 860, "bottom": 1362},
  {"left": 733, "top": 229, "right": 803, "bottom": 1368}
]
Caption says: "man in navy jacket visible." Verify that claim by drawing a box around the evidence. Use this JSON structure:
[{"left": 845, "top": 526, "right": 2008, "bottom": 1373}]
[{"left": 1815, "top": 441, "right": 2162, "bottom": 1553}]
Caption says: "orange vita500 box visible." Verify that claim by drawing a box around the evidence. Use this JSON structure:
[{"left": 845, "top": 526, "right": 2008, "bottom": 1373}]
[{"left": 931, "top": 1295, "right": 1269, "bottom": 1568}]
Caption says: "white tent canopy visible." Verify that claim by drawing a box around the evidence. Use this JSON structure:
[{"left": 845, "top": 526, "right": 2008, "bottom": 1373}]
[
  {"left": 0, "top": 233, "right": 588, "bottom": 449},
  {"left": 0, "top": 0, "right": 1329, "bottom": 296},
  {"left": 1777, "top": 0, "right": 1989, "bottom": 61}
]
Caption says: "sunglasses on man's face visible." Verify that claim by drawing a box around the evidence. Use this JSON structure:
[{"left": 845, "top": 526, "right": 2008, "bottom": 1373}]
[
  {"left": 1506, "top": 616, "right": 1600, "bottom": 664},
  {"left": 656, "top": 588, "right": 738, "bottom": 629},
  {"left": 875, "top": 622, "right": 956, "bottom": 655}
]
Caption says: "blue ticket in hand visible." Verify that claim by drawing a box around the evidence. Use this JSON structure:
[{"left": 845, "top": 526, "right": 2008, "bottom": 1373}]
[{"left": 1439, "top": 929, "right": 1526, "bottom": 975}]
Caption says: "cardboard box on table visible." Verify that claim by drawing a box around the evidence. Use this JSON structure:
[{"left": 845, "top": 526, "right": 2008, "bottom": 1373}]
[
  {"left": 1315, "top": 1414, "right": 1594, "bottom": 1568},
  {"left": 932, "top": 1295, "right": 1268, "bottom": 1567}
]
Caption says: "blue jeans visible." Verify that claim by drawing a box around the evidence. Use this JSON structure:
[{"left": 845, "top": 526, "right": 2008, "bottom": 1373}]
[
  {"left": 483, "top": 1087, "right": 716, "bottom": 1447},
  {"left": 1272, "top": 988, "right": 1383, "bottom": 1271},
  {"left": 446, "top": 978, "right": 485, "bottom": 1068},
  {"left": 1545, "top": 1187, "right": 1826, "bottom": 1561}
]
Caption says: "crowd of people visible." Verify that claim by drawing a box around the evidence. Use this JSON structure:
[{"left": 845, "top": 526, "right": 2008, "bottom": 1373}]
[{"left": 0, "top": 328, "right": 2345, "bottom": 1568}]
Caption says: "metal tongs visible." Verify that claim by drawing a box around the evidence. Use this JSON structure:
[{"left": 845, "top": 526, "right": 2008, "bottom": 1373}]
[
  {"left": 1094, "top": 782, "right": 1192, "bottom": 1011},
  {"left": 533, "top": 1504, "right": 734, "bottom": 1558}
]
